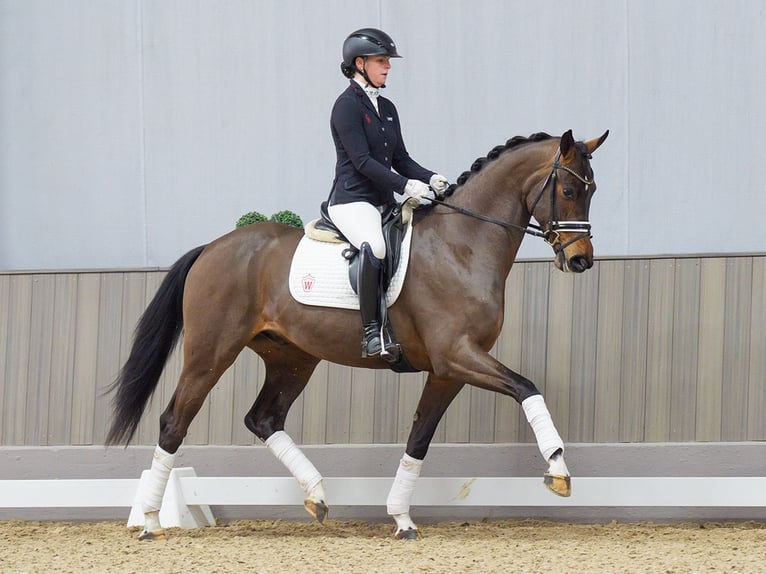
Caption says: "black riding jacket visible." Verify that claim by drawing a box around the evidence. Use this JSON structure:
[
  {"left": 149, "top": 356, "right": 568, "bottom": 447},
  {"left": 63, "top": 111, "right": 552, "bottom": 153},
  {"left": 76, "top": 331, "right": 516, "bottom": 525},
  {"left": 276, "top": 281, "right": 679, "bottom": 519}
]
[{"left": 328, "top": 81, "right": 434, "bottom": 207}]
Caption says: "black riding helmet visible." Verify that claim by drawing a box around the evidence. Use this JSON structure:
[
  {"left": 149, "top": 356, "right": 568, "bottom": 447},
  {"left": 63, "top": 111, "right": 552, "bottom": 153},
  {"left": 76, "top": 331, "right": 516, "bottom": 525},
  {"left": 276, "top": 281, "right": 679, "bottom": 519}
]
[{"left": 341, "top": 28, "right": 401, "bottom": 86}]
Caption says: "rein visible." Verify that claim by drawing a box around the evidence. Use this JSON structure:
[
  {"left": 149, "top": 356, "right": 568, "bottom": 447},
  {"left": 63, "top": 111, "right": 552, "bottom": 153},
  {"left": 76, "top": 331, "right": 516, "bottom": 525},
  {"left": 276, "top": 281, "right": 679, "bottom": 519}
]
[{"left": 428, "top": 150, "right": 593, "bottom": 251}]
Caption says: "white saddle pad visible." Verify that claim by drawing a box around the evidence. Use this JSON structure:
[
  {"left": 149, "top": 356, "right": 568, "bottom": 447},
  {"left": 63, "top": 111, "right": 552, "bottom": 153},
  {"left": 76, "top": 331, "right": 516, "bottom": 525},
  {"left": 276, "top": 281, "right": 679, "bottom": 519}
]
[{"left": 288, "top": 222, "right": 413, "bottom": 310}]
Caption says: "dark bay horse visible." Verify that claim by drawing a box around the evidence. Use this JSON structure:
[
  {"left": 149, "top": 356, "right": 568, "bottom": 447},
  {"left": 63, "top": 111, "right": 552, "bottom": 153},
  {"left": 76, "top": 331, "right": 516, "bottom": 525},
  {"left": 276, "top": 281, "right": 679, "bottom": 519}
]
[{"left": 107, "top": 129, "right": 609, "bottom": 540}]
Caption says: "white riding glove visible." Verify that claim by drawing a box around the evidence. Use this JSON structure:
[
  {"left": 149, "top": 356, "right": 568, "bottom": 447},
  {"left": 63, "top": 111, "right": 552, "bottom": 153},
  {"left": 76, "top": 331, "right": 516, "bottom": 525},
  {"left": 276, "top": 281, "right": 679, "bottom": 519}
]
[
  {"left": 404, "top": 179, "right": 434, "bottom": 205},
  {"left": 429, "top": 174, "right": 450, "bottom": 196}
]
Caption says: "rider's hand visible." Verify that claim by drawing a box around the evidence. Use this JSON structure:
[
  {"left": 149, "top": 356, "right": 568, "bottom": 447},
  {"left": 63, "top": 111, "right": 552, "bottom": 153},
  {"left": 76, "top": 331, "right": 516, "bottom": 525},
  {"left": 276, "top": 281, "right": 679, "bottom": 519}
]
[
  {"left": 429, "top": 174, "right": 450, "bottom": 196},
  {"left": 404, "top": 179, "right": 434, "bottom": 205}
]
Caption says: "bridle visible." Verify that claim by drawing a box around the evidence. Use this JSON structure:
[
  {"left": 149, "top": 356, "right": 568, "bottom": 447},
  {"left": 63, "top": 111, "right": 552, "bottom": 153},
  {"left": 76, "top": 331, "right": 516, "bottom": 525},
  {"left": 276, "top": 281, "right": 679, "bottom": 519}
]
[{"left": 427, "top": 150, "right": 594, "bottom": 252}]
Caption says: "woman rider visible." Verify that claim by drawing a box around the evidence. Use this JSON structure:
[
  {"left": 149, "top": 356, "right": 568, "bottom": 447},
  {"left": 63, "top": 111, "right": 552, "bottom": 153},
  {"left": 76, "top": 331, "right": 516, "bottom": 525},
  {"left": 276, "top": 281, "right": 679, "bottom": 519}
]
[{"left": 326, "top": 27, "right": 449, "bottom": 358}]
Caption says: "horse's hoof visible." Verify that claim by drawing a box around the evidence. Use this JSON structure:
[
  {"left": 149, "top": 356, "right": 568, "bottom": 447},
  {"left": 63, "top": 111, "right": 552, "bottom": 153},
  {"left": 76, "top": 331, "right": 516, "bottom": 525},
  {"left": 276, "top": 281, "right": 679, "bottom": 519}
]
[
  {"left": 304, "top": 498, "right": 329, "bottom": 523},
  {"left": 544, "top": 473, "right": 571, "bottom": 497},
  {"left": 138, "top": 529, "right": 167, "bottom": 541},
  {"left": 394, "top": 528, "right": 420, "bottom": 540}
]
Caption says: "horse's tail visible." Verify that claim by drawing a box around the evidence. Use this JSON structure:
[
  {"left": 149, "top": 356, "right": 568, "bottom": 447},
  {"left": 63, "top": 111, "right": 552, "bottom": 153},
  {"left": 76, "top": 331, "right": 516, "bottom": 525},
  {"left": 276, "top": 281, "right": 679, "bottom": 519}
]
[{"left": 105, "top": 245, "right": 206, "bottom": 446}]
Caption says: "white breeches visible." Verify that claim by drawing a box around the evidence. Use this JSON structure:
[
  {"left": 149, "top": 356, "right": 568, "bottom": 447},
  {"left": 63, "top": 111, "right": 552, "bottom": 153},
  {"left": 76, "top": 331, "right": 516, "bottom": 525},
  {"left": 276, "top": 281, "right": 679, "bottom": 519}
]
[{"left": 328, "top": 201, "right": 386, "bottom": 259}]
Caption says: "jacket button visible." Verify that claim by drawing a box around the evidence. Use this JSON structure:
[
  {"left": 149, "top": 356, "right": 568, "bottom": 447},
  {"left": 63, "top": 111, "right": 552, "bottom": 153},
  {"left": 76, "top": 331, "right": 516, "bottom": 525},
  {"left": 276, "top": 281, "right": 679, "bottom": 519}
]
[{"left": 381, "top": 127, "right": 385, "bottom": 132}]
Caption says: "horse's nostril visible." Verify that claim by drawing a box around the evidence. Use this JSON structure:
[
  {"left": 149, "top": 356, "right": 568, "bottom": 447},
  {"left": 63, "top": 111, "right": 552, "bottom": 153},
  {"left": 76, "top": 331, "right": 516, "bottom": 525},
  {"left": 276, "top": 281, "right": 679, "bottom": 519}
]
[{"left": 569, "top": 255, "right": 592, "bottom": 272}]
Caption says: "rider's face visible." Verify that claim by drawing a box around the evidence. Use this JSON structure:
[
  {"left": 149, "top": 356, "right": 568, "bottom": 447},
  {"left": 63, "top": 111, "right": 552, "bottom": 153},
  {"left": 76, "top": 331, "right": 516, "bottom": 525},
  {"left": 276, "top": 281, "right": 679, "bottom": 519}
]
[{"left": 357, "top": 55, "right": 391, "bottom": 87}]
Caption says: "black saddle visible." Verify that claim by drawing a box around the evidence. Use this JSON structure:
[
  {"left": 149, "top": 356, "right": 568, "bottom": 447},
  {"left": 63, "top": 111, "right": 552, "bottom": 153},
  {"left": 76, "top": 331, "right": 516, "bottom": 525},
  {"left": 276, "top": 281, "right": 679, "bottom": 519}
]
[{"left": 317, "top": 201, "right": 408, "bottom": 294}]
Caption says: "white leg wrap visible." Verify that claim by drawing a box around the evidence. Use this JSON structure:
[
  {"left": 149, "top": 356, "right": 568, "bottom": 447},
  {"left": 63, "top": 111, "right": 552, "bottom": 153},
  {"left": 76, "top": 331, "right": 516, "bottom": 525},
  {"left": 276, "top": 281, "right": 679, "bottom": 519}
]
[
  {"left": 140, "top": 445, "right": 176, "bottom": 514},
  {"left": 265, "top": 431, "right": 323, "bottom": 495},
  {"left": 522, "top": 394, "right": 564, "bottom": 461},
  {"left": 143, "top": 510, "right": 161, "bottom": 534},
  {"left": 392, "top": 512, "right": 418, "bottom": 533},
  {"left": 386, "top": 453, "right": 423, "bottom": 516}
]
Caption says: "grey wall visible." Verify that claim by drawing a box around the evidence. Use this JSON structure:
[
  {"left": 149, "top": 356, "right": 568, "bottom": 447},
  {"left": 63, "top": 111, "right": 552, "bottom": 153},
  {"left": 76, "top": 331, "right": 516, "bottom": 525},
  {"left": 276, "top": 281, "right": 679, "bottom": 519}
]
[{"left": 1, "top": 1, "right": 765, "bottom": 271}]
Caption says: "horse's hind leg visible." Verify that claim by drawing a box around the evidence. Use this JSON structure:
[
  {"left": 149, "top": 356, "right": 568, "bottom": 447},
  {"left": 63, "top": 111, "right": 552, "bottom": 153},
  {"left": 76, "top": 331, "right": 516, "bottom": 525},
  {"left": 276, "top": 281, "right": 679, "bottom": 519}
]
[
  {"left": 386, "top": 375, "right": 465, "bottom": 540},
  {"left": 243, "top": 341, "right": 326, "bottom": 521},
  {"left": 138, "top": 336, "right": 248, "bottom": 540}
]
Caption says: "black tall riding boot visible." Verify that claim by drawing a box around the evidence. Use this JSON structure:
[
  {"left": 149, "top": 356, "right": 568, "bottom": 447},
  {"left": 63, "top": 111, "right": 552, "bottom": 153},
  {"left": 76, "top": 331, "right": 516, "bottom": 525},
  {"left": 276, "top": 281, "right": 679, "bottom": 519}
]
[{"left": 358, "top": 243, "right": 383, "bottom": 358}]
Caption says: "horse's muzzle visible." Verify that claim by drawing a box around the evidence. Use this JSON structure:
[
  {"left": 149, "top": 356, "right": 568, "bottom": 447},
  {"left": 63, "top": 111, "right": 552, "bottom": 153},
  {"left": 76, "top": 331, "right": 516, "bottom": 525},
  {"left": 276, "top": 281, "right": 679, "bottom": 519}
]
[
  {"left": 565, "top": 254, "right": 593, "bottom": 273},
  {"left": 553, "top": 237, "right": 594, "bottom": 273}
]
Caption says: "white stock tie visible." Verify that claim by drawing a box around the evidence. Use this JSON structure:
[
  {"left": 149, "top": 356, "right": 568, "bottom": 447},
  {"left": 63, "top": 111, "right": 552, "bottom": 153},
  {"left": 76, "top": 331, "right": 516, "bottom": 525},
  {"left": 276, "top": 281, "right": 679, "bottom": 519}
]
[{"left": 364, "top": 87, "right": 380, "bottom": 113}]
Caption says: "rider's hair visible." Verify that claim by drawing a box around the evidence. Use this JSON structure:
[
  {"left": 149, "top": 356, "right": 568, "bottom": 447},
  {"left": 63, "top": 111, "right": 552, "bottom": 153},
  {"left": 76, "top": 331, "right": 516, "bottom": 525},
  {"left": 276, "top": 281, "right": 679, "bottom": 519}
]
[{"left": 340, "top": 62, "right": 357, "bottom": 79}]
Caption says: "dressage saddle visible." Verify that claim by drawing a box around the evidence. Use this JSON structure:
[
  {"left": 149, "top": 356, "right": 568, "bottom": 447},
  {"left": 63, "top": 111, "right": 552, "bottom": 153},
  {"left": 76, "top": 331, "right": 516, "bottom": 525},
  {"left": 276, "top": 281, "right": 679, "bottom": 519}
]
[{"left": 313, "top": 200, "right": 418, "bottom": 373}]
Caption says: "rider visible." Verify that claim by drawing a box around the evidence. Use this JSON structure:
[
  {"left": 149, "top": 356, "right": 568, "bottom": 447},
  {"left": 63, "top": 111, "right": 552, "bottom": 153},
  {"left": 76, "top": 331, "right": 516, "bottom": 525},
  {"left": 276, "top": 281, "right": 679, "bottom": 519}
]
[{"left": 326, "top": 27, "right": 449, "bottom": 358}]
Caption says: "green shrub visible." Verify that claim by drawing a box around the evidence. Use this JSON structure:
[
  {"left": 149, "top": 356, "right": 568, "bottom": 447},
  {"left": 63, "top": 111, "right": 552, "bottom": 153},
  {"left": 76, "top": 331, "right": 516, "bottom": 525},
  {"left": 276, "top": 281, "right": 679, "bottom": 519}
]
[
  {"left": 235, "top": 211, "right": 268, "bottom": 228},
  {"left": 269, "top": 210, "right": 304, "bottom": 229}
]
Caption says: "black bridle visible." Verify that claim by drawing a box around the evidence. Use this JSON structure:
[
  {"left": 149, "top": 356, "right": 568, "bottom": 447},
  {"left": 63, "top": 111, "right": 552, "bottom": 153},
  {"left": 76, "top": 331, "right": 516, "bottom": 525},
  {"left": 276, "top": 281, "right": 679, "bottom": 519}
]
[{"left": 427, "top": 150, "right": 594, "bottom": 252}]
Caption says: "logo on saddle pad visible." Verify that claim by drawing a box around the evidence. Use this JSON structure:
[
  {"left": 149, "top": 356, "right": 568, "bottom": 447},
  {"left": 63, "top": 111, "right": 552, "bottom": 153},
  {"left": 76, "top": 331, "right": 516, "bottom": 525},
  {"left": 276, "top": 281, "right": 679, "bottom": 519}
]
[
  {"left": 301, "top": 274, "right": 316, "bottom": 293},
  {"left": 288, "top": 223, "right": 414, "bottom": 310}
]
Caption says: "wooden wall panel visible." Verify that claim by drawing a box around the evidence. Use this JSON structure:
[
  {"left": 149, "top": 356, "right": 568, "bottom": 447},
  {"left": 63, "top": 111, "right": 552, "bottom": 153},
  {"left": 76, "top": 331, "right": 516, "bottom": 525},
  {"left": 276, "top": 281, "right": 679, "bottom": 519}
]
[
  {"left": 70, "top": 274, "right": 101, "bottom": 445},
  {"left": 0, "top": 275, "right": 9, "bottom": 444},
  {"left": 594, "top": 260, "right": 624, "bottom": 442},
  {"left": 25, "top": 275, "right": 55, "bottom": 445},
  {"left": 373, "top": 370, "right": 401, "bottom": 444},
  {"left": 644, "top": 260, "right": 675, "bottom": 442},
  {"left": 518, "top": 262, "right": 550, "bottom": 444},
  {"left": 349, "top": 367, "right": 375, "bottom": 444},
  {"left": 5, "top": 276, "right": 33, "bottom": 445},
  {"left": 620, "top": 260, "right": 650, "bottom": 442},
  {"left": 47, "top": 276, "right": 78, "bottom": 444},
  {"left": 545, "top": 268, "right": 574, "bottom": 442},
  {"left": 747, "top": 258, "right": 766, "bottom": 440},
  {"left": 567, "top": 260, "right": 599, "bottom": 442},
  {"left": 721, "top": 258, "right": 752, "bottom": 440},
  {"left": 695, "top": 258, "right": 726, "bottom": 441},
  {"left": 444, "top": 379, "right": 471, "bottom": 444},
  {"left": 669, "top": 259, "right": 700, "bottom": 441},
  {"left": 1, "top": 254, "right": 762, "bottom": 448},
  {"left": 302, "top": 361, "right": 329, "bottom": 446},
  {"left": 325, "top": 362, "right": 353, "bottom": 444}
]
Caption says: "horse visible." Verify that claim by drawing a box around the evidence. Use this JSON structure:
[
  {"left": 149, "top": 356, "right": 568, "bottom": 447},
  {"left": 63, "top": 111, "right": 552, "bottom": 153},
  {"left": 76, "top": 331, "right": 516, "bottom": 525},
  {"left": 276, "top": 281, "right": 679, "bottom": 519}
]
[{"left": 106, "top": 129, "right": 609, "bottom": 540}]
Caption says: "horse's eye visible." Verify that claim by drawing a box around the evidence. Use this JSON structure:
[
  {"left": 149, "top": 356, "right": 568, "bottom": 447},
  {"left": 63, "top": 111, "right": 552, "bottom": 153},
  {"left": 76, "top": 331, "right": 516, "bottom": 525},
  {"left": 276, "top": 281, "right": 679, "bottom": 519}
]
[{"left": 563, "top": 187, "right": 576, "bottom": 199}]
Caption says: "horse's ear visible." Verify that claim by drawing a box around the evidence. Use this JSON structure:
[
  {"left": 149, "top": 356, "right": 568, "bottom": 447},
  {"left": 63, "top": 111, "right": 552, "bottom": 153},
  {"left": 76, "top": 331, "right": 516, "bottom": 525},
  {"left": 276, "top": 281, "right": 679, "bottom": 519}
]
[
  {"left": 584, "top": 130, "right": 610, "bottom": 155},
  {"left": 559, "top": 129, "right": 575, "bottom": 160}
]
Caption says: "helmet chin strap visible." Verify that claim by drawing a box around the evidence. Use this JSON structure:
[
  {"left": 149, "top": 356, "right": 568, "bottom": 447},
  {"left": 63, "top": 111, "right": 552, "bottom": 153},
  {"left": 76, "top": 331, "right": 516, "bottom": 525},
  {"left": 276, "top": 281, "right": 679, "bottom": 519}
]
[{"left": 358, "top": 58, "right": 386, "bottom": 89}]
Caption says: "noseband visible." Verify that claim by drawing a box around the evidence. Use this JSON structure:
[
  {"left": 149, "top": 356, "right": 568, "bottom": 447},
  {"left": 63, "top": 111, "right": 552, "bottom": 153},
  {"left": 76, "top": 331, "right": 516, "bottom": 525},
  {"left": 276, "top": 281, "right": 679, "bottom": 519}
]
[{"left": 428, "top": 150, "right": 594, "bottom": 251}]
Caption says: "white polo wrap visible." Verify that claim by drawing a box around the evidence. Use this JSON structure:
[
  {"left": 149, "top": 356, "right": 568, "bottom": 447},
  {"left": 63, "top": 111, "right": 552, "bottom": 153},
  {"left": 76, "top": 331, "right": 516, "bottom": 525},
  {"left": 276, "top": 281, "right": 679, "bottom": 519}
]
[
  {"left": 265, "top": 430, "right": 323, "bottom": 494},
  {"left": 522, "top": 394, "right": 564, "bottom": 461},
  {"left": 386, "top": 453, "right": 423, "bottom": 516},
  {"left": 140, "top": 445, "right": 176, "bottom": 514}
]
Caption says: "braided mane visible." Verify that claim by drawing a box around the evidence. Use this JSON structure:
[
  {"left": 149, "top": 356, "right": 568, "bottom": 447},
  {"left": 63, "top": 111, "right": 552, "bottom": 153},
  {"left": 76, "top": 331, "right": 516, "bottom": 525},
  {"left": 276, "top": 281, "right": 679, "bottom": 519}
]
[{"left": 441, "top": 132, "right": 553, "bottom": 199}]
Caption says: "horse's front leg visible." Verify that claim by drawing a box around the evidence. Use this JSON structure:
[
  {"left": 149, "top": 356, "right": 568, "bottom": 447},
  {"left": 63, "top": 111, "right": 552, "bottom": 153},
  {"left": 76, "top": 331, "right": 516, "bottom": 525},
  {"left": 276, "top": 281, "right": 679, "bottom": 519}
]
[
  {"left": 436, "top": 344, "right": 571, "bottom": 497},
  {"left": 521, "top": 394, "right": 570, "bottom": 496},
  {"left": 388, "top": 375, "right": 464, "bottom": 539}
]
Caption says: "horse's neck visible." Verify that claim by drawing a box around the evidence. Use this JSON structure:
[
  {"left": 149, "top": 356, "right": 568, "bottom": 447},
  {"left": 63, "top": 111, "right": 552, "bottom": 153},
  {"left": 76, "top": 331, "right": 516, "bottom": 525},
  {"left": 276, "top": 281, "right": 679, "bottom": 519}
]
[{"left": 440, "top": 148, "right": 550, "bottom": 275}]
